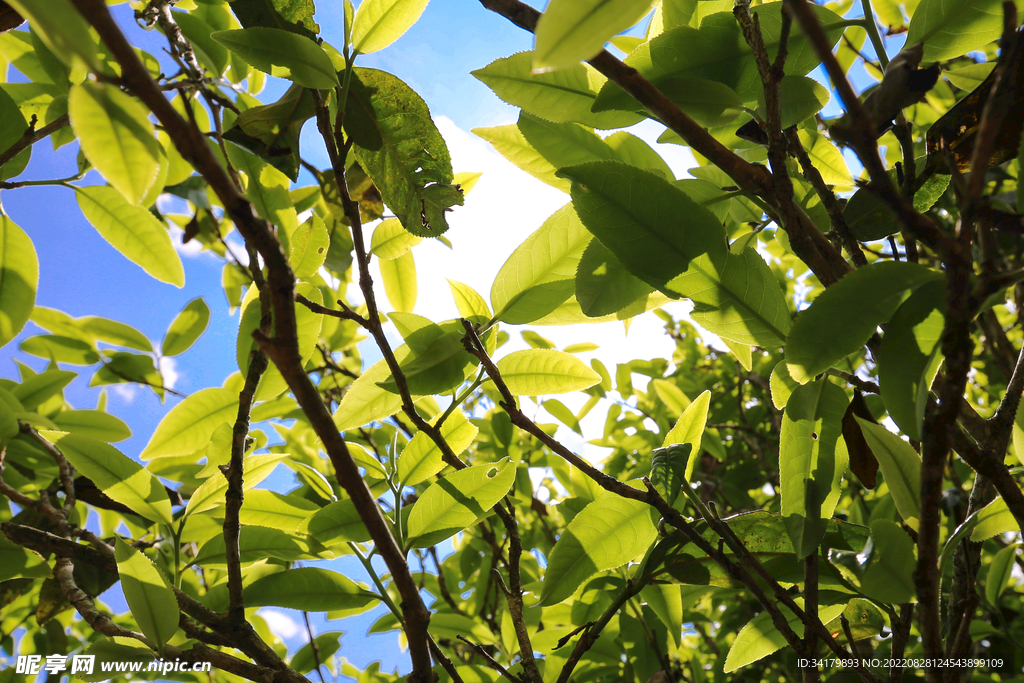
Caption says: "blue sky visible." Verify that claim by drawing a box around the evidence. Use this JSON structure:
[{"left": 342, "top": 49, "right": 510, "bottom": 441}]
[{"left": 0, "top": 0, "right": 895, "bottom": 678}]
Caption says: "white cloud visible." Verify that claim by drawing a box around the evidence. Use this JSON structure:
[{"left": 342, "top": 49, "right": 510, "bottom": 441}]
[
  {"left": 259, "top": 609, "right": 306, "bottom": 642},
  {"left": 159, "top": 356, "right": 179, "bottom": 390},
  {"left": 111, "top": 384, "right": 138, "bottom": 403}
]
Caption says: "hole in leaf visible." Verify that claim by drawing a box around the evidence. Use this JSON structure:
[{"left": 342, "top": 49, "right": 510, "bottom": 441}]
[
  {"left": 317, "top": 247, "right": 325, "bottom": 253},
  {"left": 486, "top": 467, "right": 498, "bottom": 478},
  {"left": 811, "top": 432, "right": 818, "bottom": 440}
]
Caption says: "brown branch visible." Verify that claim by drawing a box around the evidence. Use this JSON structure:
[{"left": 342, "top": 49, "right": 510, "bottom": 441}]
[
  {"left": 222, "top": 348, "right": 268, "bottom": 623},
  {"left": 0, "top": 113, "right": 69, "bottom": 170},
  {"left": 457, "top": 636, "right": 521, "bottom": 683}
]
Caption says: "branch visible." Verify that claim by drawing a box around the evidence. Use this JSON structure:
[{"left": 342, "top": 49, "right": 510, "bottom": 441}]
[
  {"left": 0, "top": 114, "right": 69, "bottom": 170},
  {"left": 457, "top": 636, "right": 521, "bottom": 683}
]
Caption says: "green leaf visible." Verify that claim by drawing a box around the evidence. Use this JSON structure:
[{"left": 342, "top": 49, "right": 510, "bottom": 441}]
[
  {"left": 971, "top": 497, "right": 1020, "bottom": 540},
  {"left": 230, "top": 0, "right": 320, "bottom": 39},
  {"left": 575, "top": 238, "right": 654, "bottom": 317},
  {"left": 4, "top": 0, "right": 98, "bottom": 71},
  {"left": 290, "top": 214, "right": 330, "bottom": 278},
  {"left": 212, "top": 28, "right": 339, "bottom": 89},
  {"left": 877, "top": 280, "right": 944, "bottom": 441},
  {"left": 193, "top": 526, "right": 319, "bottom": 567},
  {"left": 651, "top": 443, "right": 692, "bottom": 506},
  {"left": 226, "top": 143, "right": 299, "bottom": 236},
  {"left": 540, "top": 494, "right": 658, "bottom": 605},
  {"left": 724, "top": 598, "right": 847, "bottom": 672},
  {"left": 757, "top": 75, "right": 830, "bottom": 129},
  {"left": 174, "top": 11, "right": 229, "bottom": 75},
  {"left": 379, "top": 249, "right": 417, "bottom": 313},
  {"left": 785, "top": 262, "right": 942, "bottom": 383},
  {"left": 844, "top": 158, "right": 950, "bottom": 241},
  {"left": 473, "top": 123, "right": 570, "bottom": 192},
  {"left": 0, "top": 217, "right": 37, "bottom": 350},
  {"left": 640, "top": 584, "right": 683, "bottom": 647},
  {"left": 653, "top": 76, "right": 743, "bottom": 127},
  {"left": 141, "top": 387, "right": 238, "bottom": 460},
  {"left": 662, "top": 389, "right": 710, "bottom": 482},
  {"left": 114, "top": 538, "right": 179, "bottom": 654},
  {"left": 377, "top": 319, "right": 478, "bottom": 396},
  {"left": 79, "top": 316, "right": 153, "bottom": 353},
  {"left": 779, "top": 379, "right": 849, "bottom": 559},
  {"left": 12, "top": 369, "right": 76, "bottom": 411},
  {"left": 769, "top": 361, "right": 799, "bottom": 410},
  {"left": 333, "top": 351, "right": 409, "bottom": 431},
  {"left": 303, "top": 498, "right": 372, "bottom": 545},
  {"left": 69, "top": 83, "right": 161, "bottom": 206},
  {"left": 490, "top": 203, "right": 591, "bottom": 324},
  {"left": 854, "top": 420, "right": 921, "bottom": 528},
  {"left": 52, "top": 410, "right": 131, "bottom": 442},
  {"left": 447, "top": 279, "right": 491, "bottom": 323},
  {"left": 560, "top": 160, "right": 724, "bottom": 296},
  {"left": 0, "top": 86, "right": 30, "bottom": 181},
  {"left": 0, "top": 533, "right": 50, "bottom": 581},
  {"left": 161, "top": 298, "right": 211, "bottom": 357},
  {"left": 797, "top": 129, "right": 851, "bottom": 186},
  {"left": 183, "top": 453, "right": 287, "bottom": 518},
  {"left": 985, "top": 543, "right": 1019, "bottom": 605},
  {"left": 858, "top": 519, "right": 917, "bottom": 604},
  {"left": 43, "top": 432, "right": 173, "bottom": 527},
  {"left": 344, "top": 68, "right": 462, "bottom": 236},
  {"left": 496, "top": 349, "right": 601, "bottom": 396},
  {"left": 371, "top": 217, "right": 422, "bottom": 260},
  {"left": 471, "top": 51, "right": 642, "bottom": 130},
  {"left": 351, "top": 0, "right": 429, "bottom": 54},
  {"left": 533, "top": 0, "right": 654, "bottom": 71},
  {"left": 906, "top": 0, "right": 1021, "bottom": 62},
  {"left": 242, "top": 567, "right": 376, "bottom": 611},
  {"left": 291, "top": 633, "right": 343, "bottom": 674},
  {"left": 944, "top": 62, "right": 995, "bottom": 90},
  {"left": 407, "top": 458, "right": 516, "bottom": 547},
  {"left": 75, "top": 186, "right": 185, "bottom": 287},
  {"left": 399, "top": 410, "right": 478, "bottom": 486},
  {"left": 238, "top": 490, "right": 320, "bottom": 532},
  {"left": 667, "top": 244, "right": 792, "bottom": 347},
  {"left": 594, "top": 4, "right": 845, "bottom": 110}
]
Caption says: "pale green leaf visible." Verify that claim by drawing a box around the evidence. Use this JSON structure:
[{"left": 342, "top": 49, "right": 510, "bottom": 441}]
[
  {"left": 4, "top": 0, "right": 99, "bottom": 71},
  {"left": 724, "top": 598, "right": 846, "bottom": 672},
  {"left": 193, "top": 526, "right": 320, "bottom": 567},
  {"left": 75, "top": 186, "right": 185, "bottom": 287},
  {"left": 769, "top": 360, "right": 799, "bottom": 410},
  {"left": 43, "top": 432, "right": 173, "bottom": 527},
  {"left": 407, "top": 458, "right": 516, "bottom": 547},
  {"left": 162, "top": 298, "right": 211, "bottom": 357},
  {"left": 855, "top": 420, "right": 921, "bottom": 528},
  {"left": 540, "top": 494, "right": 658, "bottom": 605},
  {"left": 114, "top": 538, "right": 179, "bottom": 654},
  {"left": 0, "top": 216, "right": 37, "bottom": 349},
  {"left": 490, "top": 203, "right": 591, "bottom": 324},
  {"left": 303, "top": 498, "right": 372, "bottom": 545},
  {"left": 399, "top": 410, "right": 478, "bottom": 486},
  {"left": 447, "top": 279, "right": 491, "bottom": 323},
  {"left": 971, "top": 497, "right": 1019, "bottom": 540},
  {"left": 859, "top": 519, "right": 917, "bottom": 604},
  {"left": 471, "top": 51, "right": 642, "bottom": 129},
  {"left": 496, "top": 349, "right": 601, "bottom": 395},
  {"left": 12, "top": 369, "right": 75, "bottom": 411},
  {"left": 183, "top": 453, "right": 287, "bottom": 518},
  {"left": 52, "top": 410, "right": 131, "bottom": 442},
  {"left": 79, "top": 316, "right": 153, "bottom": 353},
  {"left": 238, "top": 490, "right": 320, "bottom": 532},
  {"left": 141, "top": 387, "right": 238, "bottom": 460},
  {"left": 906, "top": 0, "right": 1022, "bottom": 62},
  {"left": 69, "top": 83, "right": 161, "bottom": 206},
  {"left": 533, "top": 0, "right": 655, "bottom": 71},
  {"left": 944, "top": 62, "right": 995, "bottom": 90},
  {"left": 371, "top": 217, "right": 422, "bottom": 260},
  {"left": 779, "top": 379, "right": 849, "bottom": 558},
  {"left": 290, "top": 214, "right": 330, "bottom": 278},
  {"left": 351, "top": 0, "right": 429, "bottom": 54},
  {"left": 758, "top": 75, "right": 830, "bottom": 128},
  {"left": 380, "top": 250, "right": 417, "bottom": 312},
  {"left": 662, "top": 389, "right": 710, "bottom": 482}
]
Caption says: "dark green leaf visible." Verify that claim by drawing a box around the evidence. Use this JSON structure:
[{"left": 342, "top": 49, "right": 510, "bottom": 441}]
[
  {"left": 231, "top": 0, "right": 319, "bottom": 39},
  {"left": 212, "top": 28, "right": 339, "bottom": 89},
  {"left": 844, "top": 159, "right": 950, "bottom": 241},
  {"left": 345, "top": 68, "right": 463, "bottom": 236},
  {"left": 242, "top": 567, "right": 376, "bottom": 611},
  {"left": 651, "top": 443, "right": 692, "bottom": 506}
]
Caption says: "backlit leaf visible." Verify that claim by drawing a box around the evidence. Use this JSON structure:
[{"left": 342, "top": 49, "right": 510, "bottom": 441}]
[
  {"left": 141, "top": 387, "right": 238, "bottom": 460},
  {"left": 379, "top": 249, "right": 417, "bottom": 313},
  {"left": 854, "top": 420, "right": 921, "bottom": 528},
  {"left": 399, "top": 410, "right": 478, "bottom": 486},
  {"left": 114, "top": 538, "right": 179, "bottom": 654},
  {"left": 351, "top": 0, "right": 429, "bottom": 54},
  {"left": 242, "top": 567, "right": 376, "bottom": 611},
  {"left": 69, "top": 83, "right": 161, "bottom": 206},
  {"left": 75, "top": 186, "right": 185, "bottom": 287},
  {"left": 0, "top": 216, "right": 37, "bottom": 349},
  {"left": 496, "top": 349, "right": 601, "bottom": 395},
  {"left": 162, "top": 298, "right": 211, "bottom": 357},
  {"left": 212, "top": 28, "right": 339, "bottom": 89},
  {"left": 407, "top": 457, "right": 516, "bottom": 547},
  {"left": 533, "top": 0, "right": 654, "bottom": 71}
]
